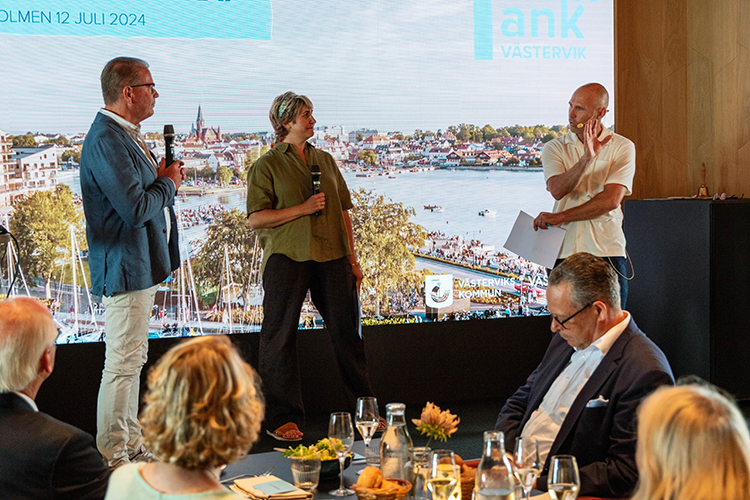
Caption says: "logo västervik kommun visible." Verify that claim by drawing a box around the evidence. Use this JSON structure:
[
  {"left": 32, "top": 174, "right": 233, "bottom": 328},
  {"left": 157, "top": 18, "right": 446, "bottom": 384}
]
[{"left": 425, "top": 274, "right": 454, "bottom": 309}]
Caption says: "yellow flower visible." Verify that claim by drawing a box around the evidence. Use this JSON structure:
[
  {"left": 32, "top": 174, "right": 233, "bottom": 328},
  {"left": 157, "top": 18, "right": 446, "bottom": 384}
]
[{"left": 412, "top": 402, "right": 460, "bottom": 444}]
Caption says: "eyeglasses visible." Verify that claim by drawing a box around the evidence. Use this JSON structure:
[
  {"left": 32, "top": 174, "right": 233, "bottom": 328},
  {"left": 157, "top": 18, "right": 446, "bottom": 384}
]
[
  {"left": 551, "top": 303, "right": 592, "bottom": 329},
  {"left": 129, "top": 83, "right": 156, "bottom": 90}
]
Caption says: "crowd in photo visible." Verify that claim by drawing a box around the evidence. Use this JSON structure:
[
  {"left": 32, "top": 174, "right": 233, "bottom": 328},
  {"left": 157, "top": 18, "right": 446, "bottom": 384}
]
[{"left": 176, "top": 203, "right": 225, "bottom": 228}]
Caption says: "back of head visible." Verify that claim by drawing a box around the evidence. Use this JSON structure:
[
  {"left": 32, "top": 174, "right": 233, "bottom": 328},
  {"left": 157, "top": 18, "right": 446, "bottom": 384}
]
[
  {"left": 100, "top": 56, "right": 149, "bottom": 106},
  {"left": 268, "top": 91, "right": 313, "bottom": 141},
  {"left": 0, "top": 297, "right": 57, "bottom": 392},
  {"left": 548, "top": 252, "right": 620, "bottom": 309},
  {"left": 633, "top": 384, "right": 750, "bottom": 500},
  {"left": 141, "top": 335, "right": 264, "bottom": 470}
]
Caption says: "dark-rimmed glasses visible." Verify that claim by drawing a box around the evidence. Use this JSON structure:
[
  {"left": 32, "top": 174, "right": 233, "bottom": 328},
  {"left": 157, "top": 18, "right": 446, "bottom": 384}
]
[
  {"left": 551, "top": 302, "right": 592, "bottom": 329},
  {"left": 129, "top": 83, "right": 156, "bottom": 90}
]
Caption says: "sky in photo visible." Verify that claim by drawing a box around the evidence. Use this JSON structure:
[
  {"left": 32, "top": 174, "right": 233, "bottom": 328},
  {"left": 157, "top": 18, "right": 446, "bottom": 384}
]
[{"left": 0, "top": 0, "right": 613, "bottom": 135}]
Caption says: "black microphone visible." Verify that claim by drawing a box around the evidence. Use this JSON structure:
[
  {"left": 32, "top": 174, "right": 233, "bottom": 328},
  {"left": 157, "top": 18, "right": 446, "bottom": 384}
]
[
  {"left": 164, "top": 124, "right": 175, "bottom": 166},
  {"left": 311, "top": 164, "right": 321, "bottom": 216}
]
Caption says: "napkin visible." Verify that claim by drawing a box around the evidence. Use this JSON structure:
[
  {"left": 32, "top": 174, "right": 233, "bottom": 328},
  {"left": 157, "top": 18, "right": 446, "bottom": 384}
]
[{"left": 230, "top": 475, "right": 313, "bottom": 500}]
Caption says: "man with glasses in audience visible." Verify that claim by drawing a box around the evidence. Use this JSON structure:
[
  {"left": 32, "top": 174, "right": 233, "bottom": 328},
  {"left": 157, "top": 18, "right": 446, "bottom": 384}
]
[
  {"left": 0, "top": 297, "right": 110, "bottom": 499},
  {"left": 495, "top": 252, "right": 673, "bottom": 498},
  {"left": 80, "top": 57, "right": 184, "bottom": 468}
]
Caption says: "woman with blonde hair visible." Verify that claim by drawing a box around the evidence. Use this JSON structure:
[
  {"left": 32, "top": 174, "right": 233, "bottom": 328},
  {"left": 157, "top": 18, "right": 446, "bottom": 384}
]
[
  {"left": 246, "top": 91, "right": 376, "bottom": 441},
  {"left": 632, "top": 383, "right": 750, "bottom": 500},
  {"left": 105, "top": 335, "right": 264, "bottom": 498}
]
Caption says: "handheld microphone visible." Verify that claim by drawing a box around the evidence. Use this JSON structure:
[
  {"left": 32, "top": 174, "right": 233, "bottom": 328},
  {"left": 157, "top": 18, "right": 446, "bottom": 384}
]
[
  {"left": 164, "top": 124, "right": 175, "bottom": 166},
  {"left": 311, "top": 164, "right": 321, "bottom": 216}
]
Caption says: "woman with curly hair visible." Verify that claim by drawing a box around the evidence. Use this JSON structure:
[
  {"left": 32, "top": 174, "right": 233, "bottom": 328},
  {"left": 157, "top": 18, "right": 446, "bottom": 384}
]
[
  {"left": 104, "top": 335, "right": 264, "bottom": 498},
  {"left": 632, "top": 383, "right": 750, "bottom": 500}
]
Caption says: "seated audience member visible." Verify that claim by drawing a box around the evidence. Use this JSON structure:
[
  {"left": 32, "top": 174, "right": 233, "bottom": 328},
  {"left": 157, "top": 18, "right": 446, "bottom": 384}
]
[
  {"left": 105, "top": 335, "right": 264, "bottom": 499},
  {"left": 495, "top": 252, "right": 674, "bottom": 498},
  {"left": 632, "top": 383, "right": 750, "bottom": 500},
  {"left": 0, "top": 297, "right": 110, "bottom": 499}
]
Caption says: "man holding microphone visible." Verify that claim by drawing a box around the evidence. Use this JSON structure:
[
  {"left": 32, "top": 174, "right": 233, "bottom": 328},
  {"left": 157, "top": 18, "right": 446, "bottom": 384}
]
[{"left": 80, "top": 57, "right": 184, "bottom": 468}]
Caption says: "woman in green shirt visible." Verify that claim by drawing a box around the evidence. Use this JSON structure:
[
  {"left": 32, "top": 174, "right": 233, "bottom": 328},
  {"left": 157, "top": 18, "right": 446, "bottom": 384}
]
[{"left": 247, "top": 92, "right": 375, "bottom": 442}]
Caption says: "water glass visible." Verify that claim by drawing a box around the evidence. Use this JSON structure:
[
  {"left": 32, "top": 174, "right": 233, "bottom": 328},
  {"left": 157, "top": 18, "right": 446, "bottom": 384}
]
[
  {"left": 548, "top": 455, "right": 580, "bottom": 500},
  {"left": 513, "top": 437, "right": 541, "bottom": 500},
  {"left": 290, "top": 456, "right": 321, "bottom": 491},
  {"left": 329, "top": 412, "right": 355, "bottom": 496},
  {"left": 411, "top": 446, "right": 432, "bottom": 500},
  {"left": 355, "top": 397, "right": 380, "bottom": 466},
  {"left": 427, "top": 449, "right": 460, "bottom": 500}
]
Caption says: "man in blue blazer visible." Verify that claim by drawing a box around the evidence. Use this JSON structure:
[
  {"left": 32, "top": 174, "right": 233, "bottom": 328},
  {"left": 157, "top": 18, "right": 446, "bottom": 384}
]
[
  {"left": 0, "top": 297, "right": 110, "bottom": 499},
  {"left": 80, "top": 57, "right": 184, "bottom": 468},
  {"left": 495, "top": 253, "right": 673, "bottom": 498}
]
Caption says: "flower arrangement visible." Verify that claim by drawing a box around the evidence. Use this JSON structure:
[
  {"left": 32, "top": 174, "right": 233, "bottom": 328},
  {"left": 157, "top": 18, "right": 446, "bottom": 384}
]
[{"left": 412, "top": 402, "right": 460, "bottom": 446}]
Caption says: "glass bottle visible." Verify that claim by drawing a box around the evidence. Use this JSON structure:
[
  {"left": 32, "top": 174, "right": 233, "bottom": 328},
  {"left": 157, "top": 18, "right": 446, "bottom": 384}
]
[
  {"left": 475, "top": 431, "right": 515, "bottom": 500},
  {"left": 379, "top": 402, "right": 414, "bottom": 480}
]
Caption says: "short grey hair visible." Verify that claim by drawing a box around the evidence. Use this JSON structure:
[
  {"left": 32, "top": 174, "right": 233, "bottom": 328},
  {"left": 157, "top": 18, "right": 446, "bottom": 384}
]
[
  {"left": 549, "top": 252, "right": 620, "bottom": 309},
  {"left": 0, "top": 297, "right": 58, "bottom": 392},
  {"left": 269, "top": 91, "right": 313, "bottom": 141},
  {"left": 100, "top": 57, "right": 149, "bottom": 105}
]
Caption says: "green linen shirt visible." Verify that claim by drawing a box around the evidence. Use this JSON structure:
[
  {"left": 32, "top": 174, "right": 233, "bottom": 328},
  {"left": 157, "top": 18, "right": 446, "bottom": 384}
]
[{"left": 246, "top": 142, "right": 353, "bottom": 273}]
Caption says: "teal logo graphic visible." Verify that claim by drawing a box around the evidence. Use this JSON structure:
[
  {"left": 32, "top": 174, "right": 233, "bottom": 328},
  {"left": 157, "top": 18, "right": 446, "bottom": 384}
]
[{"left": 474, "top": 0, "right": 593, "bottom": 60}]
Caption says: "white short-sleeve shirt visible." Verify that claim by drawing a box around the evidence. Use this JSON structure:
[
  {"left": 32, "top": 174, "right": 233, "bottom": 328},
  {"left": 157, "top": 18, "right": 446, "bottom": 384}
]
[{"left": 542, "top": 129, "right": 635, "bottom": 258}]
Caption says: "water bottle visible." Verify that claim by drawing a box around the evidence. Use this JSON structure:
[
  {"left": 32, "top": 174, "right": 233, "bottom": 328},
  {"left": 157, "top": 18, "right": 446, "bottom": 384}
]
[
  {"left": 475, "top": 431, "right": 515, "bottom": 500},
  {"left": 379, "top": 402, "right": 413, "bottom": 479}
]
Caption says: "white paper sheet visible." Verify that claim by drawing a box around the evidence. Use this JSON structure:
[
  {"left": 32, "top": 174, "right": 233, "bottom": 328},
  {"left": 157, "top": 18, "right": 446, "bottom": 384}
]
[{"left": 503, "top": 211, "right": 566, "bottom": 269}]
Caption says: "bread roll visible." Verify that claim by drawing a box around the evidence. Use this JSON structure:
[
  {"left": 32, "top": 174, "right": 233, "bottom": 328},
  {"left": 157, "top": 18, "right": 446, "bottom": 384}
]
[
  {"left": 380, "top": 479, "right": 401, "bottom": 493},
  {"left": 357, "top": 466, "right": 383, "bottom": 488}
]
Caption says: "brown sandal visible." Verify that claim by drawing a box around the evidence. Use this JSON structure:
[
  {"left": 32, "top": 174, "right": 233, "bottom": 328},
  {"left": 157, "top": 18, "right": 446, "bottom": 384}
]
[
  {"left": 267, "top": 422, "right": 304, "bottom": 442},
  {"left": 376, "top": 416, "right": 386, "bottom": 433}
]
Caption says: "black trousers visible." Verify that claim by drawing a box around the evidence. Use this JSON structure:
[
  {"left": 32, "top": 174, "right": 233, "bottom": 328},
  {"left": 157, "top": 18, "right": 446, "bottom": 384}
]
[{"left": 259, "top": 254, "right": 374, "bottom": 429}]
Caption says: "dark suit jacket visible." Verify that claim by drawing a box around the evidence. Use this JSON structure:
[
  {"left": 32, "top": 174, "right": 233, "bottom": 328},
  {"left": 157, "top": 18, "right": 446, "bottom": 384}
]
[
  {"left": 495, "top": 318, "right": 673, "bottom": 498},
  {"left": 80, "top": 112, "right": 179, "bottom": 297},
  {"left": 0, "top": 392, "right": 110, "bottom": 499}
]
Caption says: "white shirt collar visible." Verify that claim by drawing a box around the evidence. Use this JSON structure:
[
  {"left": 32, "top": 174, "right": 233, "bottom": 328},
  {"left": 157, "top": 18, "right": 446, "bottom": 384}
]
[
  {"left": 13, "top": 391, "right": 38, "bottom": 412},
  {"left": 587, "top": 310, "right": 630, "bottom": 357},
  {"left": 99, "top": 108, "right": 140, "bottom": 133}
]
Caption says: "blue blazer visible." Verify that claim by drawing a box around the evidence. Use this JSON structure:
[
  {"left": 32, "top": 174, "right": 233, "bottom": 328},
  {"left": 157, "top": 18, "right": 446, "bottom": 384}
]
[
  {"left": 80, "top": 112, "right": 179, "bottom": 296},
  {"left": 0, "top": 392, "right": 110, "bottom": 499},
  {"left": 495, "top": 318, "right": 674, "bottom": 498}
]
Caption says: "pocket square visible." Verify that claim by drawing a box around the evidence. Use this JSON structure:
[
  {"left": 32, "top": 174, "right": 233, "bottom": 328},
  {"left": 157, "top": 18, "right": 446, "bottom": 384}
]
[{"left": 586, "top": 395, "right": 609, "bottom": 408}]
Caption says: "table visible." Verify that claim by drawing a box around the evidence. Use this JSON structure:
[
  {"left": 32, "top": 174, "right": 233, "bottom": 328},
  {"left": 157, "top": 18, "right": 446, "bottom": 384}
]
[
  {"left": 222, "top": 443, "right": 619, "bottom": 500},
  {"left": 222, "top": 441, "right": 371, "bottom": 500}
]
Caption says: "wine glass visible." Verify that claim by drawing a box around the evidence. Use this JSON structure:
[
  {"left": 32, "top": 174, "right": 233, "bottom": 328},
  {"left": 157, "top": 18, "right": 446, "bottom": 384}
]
[
  {"left": 548, "top": 455, "right": 580, "bottom": 500},
  {"left": 513, "top": 437, "right": 541, "bottom": 500},
  {"left": 329, "top": 412, "right": 355, "bottom": 496},
  {"left": 427, "top": 450, "right": 460, "bottom": 500},
  {"left": 355, "top": 397, "right": 380, "bottom": 466}
]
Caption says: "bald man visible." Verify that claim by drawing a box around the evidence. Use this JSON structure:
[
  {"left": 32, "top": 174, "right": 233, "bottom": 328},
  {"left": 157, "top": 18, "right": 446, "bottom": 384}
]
[
  {"left": 0, "top": 297, "right": 110, "bottom": 499},
  {"left": 533, "top": 83, "right": 635, "bottom": 308}
]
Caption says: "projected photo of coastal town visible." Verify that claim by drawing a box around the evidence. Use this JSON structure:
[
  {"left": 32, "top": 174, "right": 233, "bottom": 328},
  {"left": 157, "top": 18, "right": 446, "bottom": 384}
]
[{"left": 0, "top": 0, "right": 614, "bottom": 342}]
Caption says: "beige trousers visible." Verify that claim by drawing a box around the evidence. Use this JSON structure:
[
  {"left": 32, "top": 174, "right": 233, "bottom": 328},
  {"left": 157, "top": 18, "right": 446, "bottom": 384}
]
[{"left": 96, "top": 285, "right": 157, "bottom": 467}]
